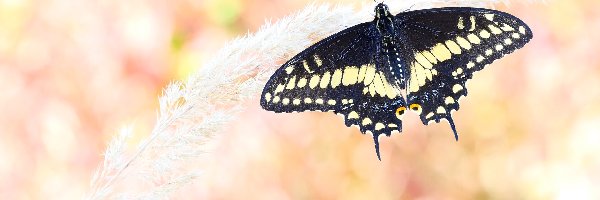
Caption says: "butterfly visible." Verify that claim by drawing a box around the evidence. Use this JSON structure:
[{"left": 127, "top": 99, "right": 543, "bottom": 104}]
[{"left": 260, "top": 3, "right": 532, "bottom": 160}]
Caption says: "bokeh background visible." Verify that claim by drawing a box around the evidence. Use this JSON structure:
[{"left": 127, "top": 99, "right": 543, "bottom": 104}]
[{"left": 1, "top": 0, "right": 599, "bottom": 199}]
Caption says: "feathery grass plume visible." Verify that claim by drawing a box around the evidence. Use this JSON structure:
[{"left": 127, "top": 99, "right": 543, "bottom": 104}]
[{"left": 88, "top": 0, "right": 503, "bottom": 199}]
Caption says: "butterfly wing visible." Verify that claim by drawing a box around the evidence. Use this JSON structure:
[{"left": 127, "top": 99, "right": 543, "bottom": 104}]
[
  {"left": 394, "top": 8, "right": 532, "bottom": 139},
  {"left": 260, "top": 22, "right": 406, "bottom": 159}
]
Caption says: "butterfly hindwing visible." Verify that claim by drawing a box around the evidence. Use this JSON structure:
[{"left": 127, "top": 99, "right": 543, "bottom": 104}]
[
  {"left": 260, "top": 22, "right": 406, "bottom": 143},
  {"left": 393, "top": 8, "right": 532, "bottom": 138}
]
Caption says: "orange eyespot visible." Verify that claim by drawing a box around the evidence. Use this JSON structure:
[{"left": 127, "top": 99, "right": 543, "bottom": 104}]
[
  {"left": 395, "top": 106, "right": 406, "bottom": 119},
  {"left": 410, "top": 104, "right": 422, "bottom": 115},
  {"left": 409, "top": 103, "right": 421, "bottom": 111}
]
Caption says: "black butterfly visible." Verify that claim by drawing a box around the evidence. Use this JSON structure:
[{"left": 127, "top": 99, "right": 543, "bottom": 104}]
[{"left": 260, "top": 3, "right": 532, "bottom": 160}]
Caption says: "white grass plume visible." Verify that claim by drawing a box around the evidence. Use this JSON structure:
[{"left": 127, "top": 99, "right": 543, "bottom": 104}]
[{"left": 88, "top": 0, "right": 505, "bottom": 199}]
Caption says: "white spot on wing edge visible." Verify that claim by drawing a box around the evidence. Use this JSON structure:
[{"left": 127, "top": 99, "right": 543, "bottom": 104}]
[
  {"left": 304, "top": 98, "right": 312, "bottom": 104},
  {"left": 327, "top": 99, "right": 336, "bottom": 105},
  {"left": 501, "top": 23, "right": 515, "bottom": 31},
  {"left": 453, "top": 84, "right": 464, "bottom": 93},
  {"left": 445, "top": 96, "right": 455, "bottom": 104},
  {"left": 425, "top": 112, "right": 434, "bottom": 119},
  {"left": 519, "top": 26, "right": 526, "bottom": 34},
  {"left": 348, "top": 111, "right": 359, "bottom": 119},
  {"left": 375, "top": 123, "right": 385, "bottom": 131},
  {"left": 315, "top": 98, "right": 324, "bottom": 104},
  {"left": 436, "top": 106, "right": 447, "bottom": 114},
  {"left": 362, "top": 118, "right": 372, "bottom": 125},
  {"left": 485, "top": 49, "right": 493, "bottom": 56},
  {"left": 476, "top": 55, "right": 485, "bottom": 63}
]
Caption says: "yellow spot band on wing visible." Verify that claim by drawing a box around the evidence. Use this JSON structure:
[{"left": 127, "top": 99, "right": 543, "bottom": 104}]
[
  {"left": 445, "top": 40, "right": 462, "bottom": 55},
  {"left": 430, "top": 43, "right": 452, "bottom": 61},
  {"left": 479, "top": 29, "right": 491, "bottom": 38},
  {"left": 422, "top": 51, "right": 437, "bottom": 64},
  {"left": 467, "top": 34, "right": 481, "bottom": 44},
  {"left": 309, "top": 75, "right": 320, "bottom": 88},
  {"left": 297, "top": 78, "right": 307, "bottom": 88},
  {"left": 415, "top": 52, "right": 433, "bottom": 69},
  {"left": 363, "top": 66, "right": 376, "bottom": 85},
  {"left": 319, "top": 71, "right": 331, "bottom": 88},
  {"left": 286, "top": 76, "right": 296, "bottom": 89},
  {"left": 342, "top": 66, "right": 359, "bottom": 86},
  {"left": 456, "top": 36, "right": 472, "bottom": 50},
  {"left": 331, "top": 69, "right": 342, "bottom": 88}
]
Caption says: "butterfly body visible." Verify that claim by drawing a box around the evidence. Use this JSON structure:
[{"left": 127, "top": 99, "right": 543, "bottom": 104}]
[{"left": 260, "top": 3, "right": 532, "bottom": 160}]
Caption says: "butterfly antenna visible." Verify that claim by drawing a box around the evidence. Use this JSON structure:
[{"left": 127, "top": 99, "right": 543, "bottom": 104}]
[
  {"left": 447, "top": 117, "right": 459, "bottom": 141},
  {"left": 373, "top": 133, "right": 382, "bottom": 160},
  {"left": 408, "top": 4, "right": 415, "bottom": 11}
]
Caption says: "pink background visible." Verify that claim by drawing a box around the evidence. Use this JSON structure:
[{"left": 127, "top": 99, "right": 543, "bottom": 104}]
[{"left": 0, "top": 0, "right": 599, "bottom": 199}]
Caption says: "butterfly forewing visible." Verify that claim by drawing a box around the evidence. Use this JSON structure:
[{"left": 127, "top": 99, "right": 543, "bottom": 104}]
[
  {"left": 395, "top": 8, "right": 532, "bottom": 137},
  {"left": 260, "top": 22, "right": 406, "bottom": 139}
]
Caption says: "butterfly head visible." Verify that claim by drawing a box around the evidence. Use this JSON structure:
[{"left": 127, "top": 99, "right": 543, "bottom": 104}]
[
  {"left": 375, "top": 3, "right": 394, "bottom": 38},
  {"left": 374, "top": 3, "right": 391, "bottom": 19}
]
